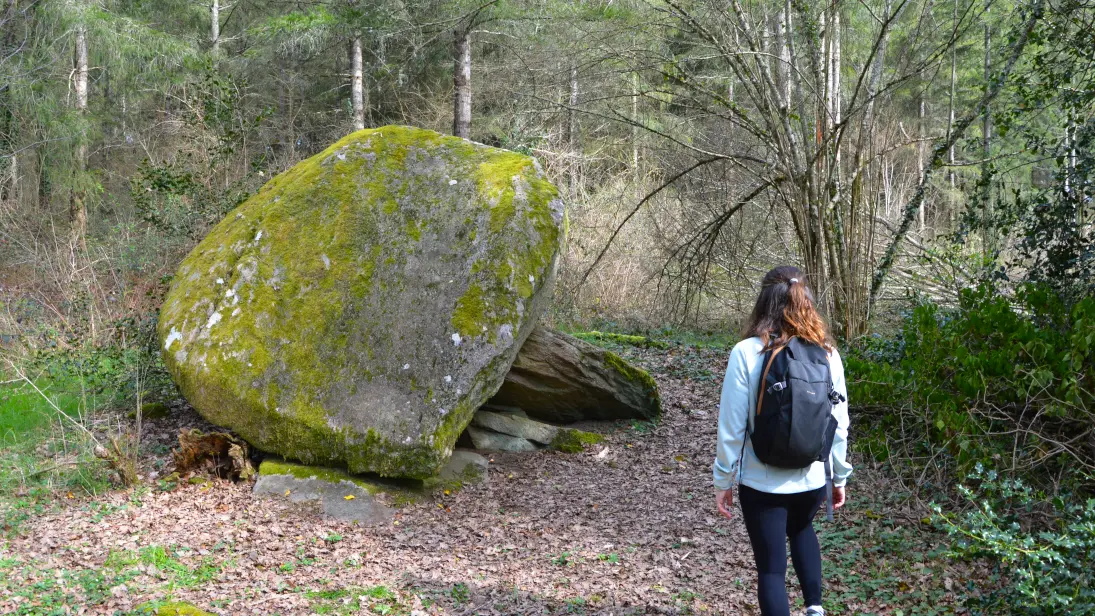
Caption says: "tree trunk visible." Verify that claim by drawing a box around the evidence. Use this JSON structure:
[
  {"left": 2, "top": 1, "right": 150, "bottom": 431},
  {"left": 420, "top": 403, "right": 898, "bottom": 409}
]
[
  {"left": 0, "top": 100, "right": 14, "bottom": 201},
  {"left": 727, "top": 25, "right": 737, "bottom": 102},
  {"left": 631, "top": 72, "right": 639, "bottom": 174},
  {"left": 947, "top": 0, "right": 958, "bottom": 189},
  {"left": 0, "top": 0, "right": 15, "bottom": 202},
  {"left": 71, "top": 19, "right": 88, "bottom": 246},
  {"left": 832, "top": 10, "right": 841, "bottom": 126},
  {"left": 352, "top": 35, "right": 365, "bottom": 131},
  {"left": 830, "top": 7, "right": 841, "bottom": 172},
  {"left": 453, "top": 27, "right": 472, "bottom": 139},
  {"left": 917, "top": 95, "right": 926, "bottom": 233},
  {"left": 823, "top": 6, "right": 840, "bottom": 176},
  {"left": 0, "top": 88, "right": 12, "bottom": 204},
  {"left": 774, "top": 9, "right": 791, "bottom": 108},
  {"left": 981, "top": 11, "right": 994, "bottom": 258},
  {"left": 1066, "top": 113, "right": 1076, "bottom": 198},
  {"left": 211, "top": 0, "right": 220, "bottom": 55},
  {"left": 567, "top": 62, "right": 579, "bottom": 201}
]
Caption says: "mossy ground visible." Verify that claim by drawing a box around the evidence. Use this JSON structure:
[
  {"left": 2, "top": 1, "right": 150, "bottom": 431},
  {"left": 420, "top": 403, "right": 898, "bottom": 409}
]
[
  {"left": 148, "top": 602, "right": 215, "bottom": 616},
  {"left": 158, "top": 126, "right": 563, "bottom": 479}
]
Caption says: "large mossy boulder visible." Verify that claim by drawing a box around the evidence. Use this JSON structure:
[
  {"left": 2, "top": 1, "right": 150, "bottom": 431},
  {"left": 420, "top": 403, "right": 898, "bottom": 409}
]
[
  {"left": 158, "top": 126, "right": 564, "bottom": 479},
  {"left": 486, "top": 327, "right": 662, "bottom": 423}
]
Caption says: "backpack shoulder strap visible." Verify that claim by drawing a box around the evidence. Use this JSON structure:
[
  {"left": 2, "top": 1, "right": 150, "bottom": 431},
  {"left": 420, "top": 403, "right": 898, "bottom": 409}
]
[{"left": 755, "top": 344, "right": 786, "bottom": 415}]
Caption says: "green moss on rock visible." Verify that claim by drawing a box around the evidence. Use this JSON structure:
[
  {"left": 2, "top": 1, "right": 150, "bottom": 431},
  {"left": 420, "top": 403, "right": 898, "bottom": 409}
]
[
  {"left": 603, "top": 351, "right": 663, "bottom": 416},
  {"left": 259, "top": 456, "right": 479, "bottom": 504},
  {"left": 158, "top": 126, "right": 564, "bottom": 479},
  {"left": 572, "top": 331, "right": 669, "bottom": 349},
  {"left": 260, "top": 458, "right": 386, "bottom": 495},
  {"left": 550, "top": 428, "right": 605, "bottom": 453}
]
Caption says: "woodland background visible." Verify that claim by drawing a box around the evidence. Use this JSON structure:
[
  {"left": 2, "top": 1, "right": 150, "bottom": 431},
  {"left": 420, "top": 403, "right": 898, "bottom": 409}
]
[{"left": 1, "top": 0, "right": 1094, "bottom": 613}]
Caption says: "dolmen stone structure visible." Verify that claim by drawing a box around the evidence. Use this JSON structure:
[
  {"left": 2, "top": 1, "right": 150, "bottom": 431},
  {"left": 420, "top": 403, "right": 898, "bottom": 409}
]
[{"left": 158, "top": 126, "right": 660, "bottom": 485}]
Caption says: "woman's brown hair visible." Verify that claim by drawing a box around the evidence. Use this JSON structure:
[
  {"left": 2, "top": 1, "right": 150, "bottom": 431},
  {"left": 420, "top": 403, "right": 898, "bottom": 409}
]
[{"left": 742, "top": 266, "right": 832, "bottom": 351}]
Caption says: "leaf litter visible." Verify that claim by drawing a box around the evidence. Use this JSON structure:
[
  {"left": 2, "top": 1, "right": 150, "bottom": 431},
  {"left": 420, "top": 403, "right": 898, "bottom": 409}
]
[{"left": 0, "top": 343, "right": 979, "bottom": 615}]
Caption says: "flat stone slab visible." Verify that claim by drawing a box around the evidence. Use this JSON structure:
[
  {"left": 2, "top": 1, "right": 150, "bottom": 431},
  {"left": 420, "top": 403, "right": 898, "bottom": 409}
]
[
  {"left": 253, "top": 463, "right": 393, "bottom": 524},
  {"left": 488, "top": 327, "right": 662, "bottom": 423},
  {"left": 465, "top": 426, "right": 537, "bottom": 452},
  {"left": 480, "top": 403, "right": 527, "bottom": 417},
  {"left": 472, "top": 410, "right": 560, "bottom": 444},
  {"left": 253, "top": 452, "right": 488, "bottom": 521}
]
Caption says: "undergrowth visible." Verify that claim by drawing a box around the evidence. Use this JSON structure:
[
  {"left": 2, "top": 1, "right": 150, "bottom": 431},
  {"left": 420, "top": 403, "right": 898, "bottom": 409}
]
[
  {"left": 0, "top": 373, "right": 112, "bottom": 536},
  {"left": 934, "top": 465, "right": 1095, "bottom": 615},
  {"left": 847, "top": 283, "right": 1094, "bottom": 615},
  {"left": 847, "top": 284, "right": 1093, "bottom": 485},
  {"left": 0, "top": 340, "right": 171, "bottom": 536}
]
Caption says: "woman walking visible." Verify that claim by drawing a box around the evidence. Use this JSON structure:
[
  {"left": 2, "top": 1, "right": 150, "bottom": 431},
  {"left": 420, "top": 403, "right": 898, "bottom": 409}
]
[{"left": 713, "top": 266, "right": 852, "bottom": 616}]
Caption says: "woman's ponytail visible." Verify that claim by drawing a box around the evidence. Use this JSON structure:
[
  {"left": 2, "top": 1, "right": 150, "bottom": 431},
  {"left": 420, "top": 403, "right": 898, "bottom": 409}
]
[{"left": 742, "top": 267, "right": 832, "bottom": 351}]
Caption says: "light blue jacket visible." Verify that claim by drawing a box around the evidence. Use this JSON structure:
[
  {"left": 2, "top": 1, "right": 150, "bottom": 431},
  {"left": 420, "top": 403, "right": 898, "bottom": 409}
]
[{"left": 712, "top": 337, "right": 853, "bottom": 493}]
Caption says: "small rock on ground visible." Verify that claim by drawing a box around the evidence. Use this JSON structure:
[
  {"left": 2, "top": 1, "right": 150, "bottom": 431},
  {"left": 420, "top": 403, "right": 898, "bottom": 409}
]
[{"left": 438, "top": 450, "right": 489, "bottom": 483}]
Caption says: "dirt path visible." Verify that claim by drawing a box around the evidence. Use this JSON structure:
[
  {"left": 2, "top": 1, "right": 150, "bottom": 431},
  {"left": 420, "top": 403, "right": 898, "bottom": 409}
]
[{"left": 0, "top": 345, "right": 941, "bottom": 615}]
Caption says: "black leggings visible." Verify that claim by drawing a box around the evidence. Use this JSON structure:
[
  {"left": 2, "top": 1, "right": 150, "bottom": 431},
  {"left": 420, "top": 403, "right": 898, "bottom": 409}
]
[{"left": 738, "top": 485, "right": 825, "bottom": 616}]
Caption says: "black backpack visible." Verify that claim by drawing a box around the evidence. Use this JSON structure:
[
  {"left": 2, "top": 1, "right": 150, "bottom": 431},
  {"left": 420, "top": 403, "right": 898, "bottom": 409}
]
[{"left": 748, "top": 337, "right": 845, "bottom": 516}]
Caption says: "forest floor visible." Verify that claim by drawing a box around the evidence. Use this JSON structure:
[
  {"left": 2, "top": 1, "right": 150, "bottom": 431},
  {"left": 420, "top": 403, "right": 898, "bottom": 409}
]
[{"left": 0, "top": 342, "right": 981, "bottom": 615}]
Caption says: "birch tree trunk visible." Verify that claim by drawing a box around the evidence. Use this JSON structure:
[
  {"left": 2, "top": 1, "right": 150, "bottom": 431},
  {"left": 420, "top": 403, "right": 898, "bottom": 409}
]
[
  {"left": 352, "top": 35, "right": 365, "bottom": 131},
  {"left": 832, "top": 10, "right": 841, "bottom": 127},
  {"left": 631, "top": 72, "right": 639, "bottom": 174},
  {"left": 211, "top": 0, "right": 220, "bottom": 55},
  {"left": 773, "top": 9, "right": 791, "bottom": 108},
  {"left": 453, "top": 27, "right": 472, "bottom": 139},
  {"left": 948, "top": 0, "right": 958, "bottom": 189},
  {"left": 71, "top": 18, "right": 88, "bottom": 246},
  {"left": 567, "top": 62, "right": 579, "bottom": 201}
]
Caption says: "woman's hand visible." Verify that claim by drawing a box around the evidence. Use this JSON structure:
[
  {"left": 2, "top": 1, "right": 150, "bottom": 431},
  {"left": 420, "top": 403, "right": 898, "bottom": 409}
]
[
  {"left": 716, "top": 488, "right": 734, "bottom": 520},
  {"left": 832, "top": 486, "right": 847, "bottom": 510}
]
